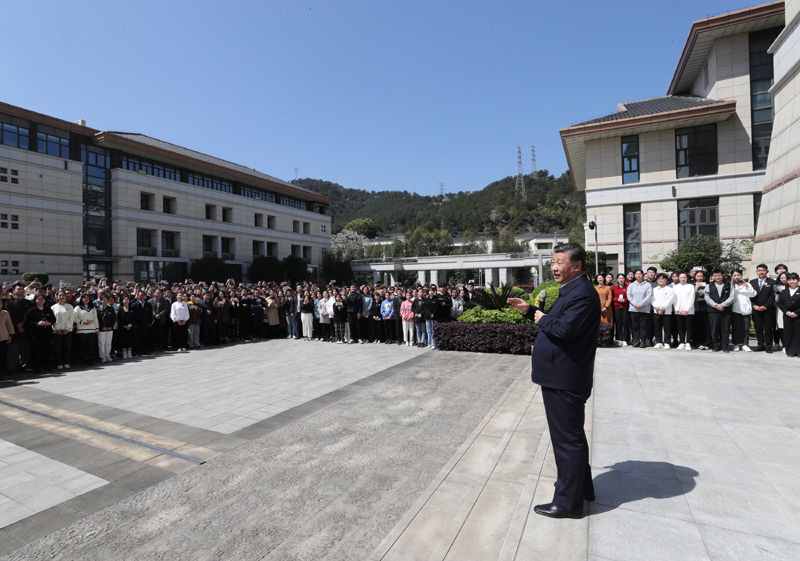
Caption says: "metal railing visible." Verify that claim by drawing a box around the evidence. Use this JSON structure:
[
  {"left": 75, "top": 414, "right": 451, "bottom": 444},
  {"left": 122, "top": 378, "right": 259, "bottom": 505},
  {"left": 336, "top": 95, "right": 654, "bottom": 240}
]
[{"left": 137, "top": 247, "right": 156, "bottom": 257}]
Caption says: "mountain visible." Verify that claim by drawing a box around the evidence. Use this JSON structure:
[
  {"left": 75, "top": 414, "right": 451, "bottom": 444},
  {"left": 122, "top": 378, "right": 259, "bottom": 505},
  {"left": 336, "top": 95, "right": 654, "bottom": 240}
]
[{"left": 291, "top": 170, "right": 585, "bottom": 240}]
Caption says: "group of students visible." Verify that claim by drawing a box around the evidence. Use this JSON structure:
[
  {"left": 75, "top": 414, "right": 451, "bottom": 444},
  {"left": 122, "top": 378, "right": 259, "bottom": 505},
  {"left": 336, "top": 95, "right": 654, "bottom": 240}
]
[
  {"left": 0, "top": 276, "right": 475, "bottom": 376},
  {"left": 592, "top": 263, "right": 800, "bottom": 358}
]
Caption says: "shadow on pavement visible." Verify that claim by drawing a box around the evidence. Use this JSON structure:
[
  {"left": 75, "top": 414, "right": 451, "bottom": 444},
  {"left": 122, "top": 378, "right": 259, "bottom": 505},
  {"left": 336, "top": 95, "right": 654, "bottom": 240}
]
[{"left": 590, "top": 460, "right": 699, "bottom": 514}]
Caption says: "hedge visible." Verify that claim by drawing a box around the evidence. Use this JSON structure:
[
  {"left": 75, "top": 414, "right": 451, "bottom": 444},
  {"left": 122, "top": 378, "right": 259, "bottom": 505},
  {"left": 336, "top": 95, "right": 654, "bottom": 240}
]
[{"left": 433, "top": 321, "right": 614, "bottom": 354}]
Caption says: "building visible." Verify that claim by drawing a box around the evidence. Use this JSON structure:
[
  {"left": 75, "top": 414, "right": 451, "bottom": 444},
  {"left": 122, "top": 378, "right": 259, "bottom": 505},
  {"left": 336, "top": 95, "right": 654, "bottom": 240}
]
[
  {"left": 752, "top": 0, "right": 800, "bottom": 270},
  {"left": 561, "top": 2, "right": 785, "bottom": 274},
  {"left": 514, "top": 231, "right": 569, "bottom": 256},
  {"left": 0, "top": 102, "right": 331, "bottom": 285}
]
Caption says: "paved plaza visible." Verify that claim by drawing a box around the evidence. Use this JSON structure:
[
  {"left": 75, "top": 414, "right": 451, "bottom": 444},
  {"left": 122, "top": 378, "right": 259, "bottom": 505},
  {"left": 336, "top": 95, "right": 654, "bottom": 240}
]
[{"left": 0, "top": 339, "right": 799, "bottom": 560}]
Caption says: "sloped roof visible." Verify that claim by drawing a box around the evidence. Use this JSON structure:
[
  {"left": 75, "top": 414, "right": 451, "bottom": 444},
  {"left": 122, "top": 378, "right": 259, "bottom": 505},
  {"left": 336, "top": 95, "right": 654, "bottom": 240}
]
[
  {"left": 575, "top": 95, "right": 728, "bottom": 126},
  {"left": 105, "top": 132, "right": 306, "bottom": 193}
]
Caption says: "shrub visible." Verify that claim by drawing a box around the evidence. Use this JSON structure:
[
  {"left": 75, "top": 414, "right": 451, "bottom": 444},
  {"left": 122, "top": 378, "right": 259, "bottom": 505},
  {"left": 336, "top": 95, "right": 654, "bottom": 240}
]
[
  {"left": 467, "top": 283, "right": 528, "bottom": 310},
  {"left": 248, "top": 256, "right": 285, "bottom": 283},
  {"left": 190, "top": 257, "right": 229, "bottom": 283},
  {"left": 458, "top": 307, "right": 531, "bottom": 324},
  {"left": 435, "top": 320, "right": 615, "bottom": 354},
  {"left": 22, "top": 272, "right": 49, "bottom": 285},
  {"left": 534, "top": 281, "right": 561, "bottom": 312}
]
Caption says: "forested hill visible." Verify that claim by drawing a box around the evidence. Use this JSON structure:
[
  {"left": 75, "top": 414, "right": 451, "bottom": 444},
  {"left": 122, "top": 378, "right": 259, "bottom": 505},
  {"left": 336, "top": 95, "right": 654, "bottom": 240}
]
[{"left": 291, "top": 170, "right": 585, "bottom": 240}]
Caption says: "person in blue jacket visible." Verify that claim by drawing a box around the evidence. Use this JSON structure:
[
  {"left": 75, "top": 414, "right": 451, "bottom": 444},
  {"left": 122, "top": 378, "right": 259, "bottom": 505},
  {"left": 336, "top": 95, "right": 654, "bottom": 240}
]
[{"left": 508, "top": 243, "right": 600, "bottom": 519}]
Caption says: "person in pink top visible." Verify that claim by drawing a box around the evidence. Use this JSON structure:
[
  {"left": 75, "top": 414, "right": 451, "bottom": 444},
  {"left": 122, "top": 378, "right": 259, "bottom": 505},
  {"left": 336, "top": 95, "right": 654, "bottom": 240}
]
[{"left": 400, "top": 292, "right": 416, "bottom": 347}]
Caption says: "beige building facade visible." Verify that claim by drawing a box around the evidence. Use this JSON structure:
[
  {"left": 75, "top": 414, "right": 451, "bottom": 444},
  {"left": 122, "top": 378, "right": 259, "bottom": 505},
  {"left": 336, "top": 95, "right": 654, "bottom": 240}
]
[
  {"left": 0, "top": 102, "right": 331, "bottom": 285},
  {"left": 752, "top": 0, "right": 800, "bottom": 270},
  {"left": 561, "top": 2, "right": 785, "bottom": 274}
]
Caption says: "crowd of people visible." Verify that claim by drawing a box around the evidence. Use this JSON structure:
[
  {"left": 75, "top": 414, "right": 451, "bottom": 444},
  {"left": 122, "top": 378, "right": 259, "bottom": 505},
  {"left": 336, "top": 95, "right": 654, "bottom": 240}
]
[
  {"left": 0, "top": 277, "right": 476, "bottom": 376},
  {"left": 592, "top": 263, "right": 800, "bottom": 358}
]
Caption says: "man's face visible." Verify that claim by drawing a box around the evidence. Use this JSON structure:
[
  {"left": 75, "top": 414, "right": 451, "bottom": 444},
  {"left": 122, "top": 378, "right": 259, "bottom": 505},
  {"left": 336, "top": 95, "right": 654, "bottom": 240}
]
[
  {"left": 155, "top": 290, "right": 162, "bottom": 298},
  {"left": 646, "top": 270, "right": 656, "bottom": 281},
  {"left": 13, "top": 286, "right": 24, "bottom": 299},
  {"left": 756, "top": 267, "right": 768, "bottom": 279},
  {"left": 635, "top": 271, "right": 644, "bottom": 282},
  {"left": 712, "top": 272, "right": 723, "bottom": 283},
  {"left": 657, "top": 276, "right": 668, "bottom": 287},
  {"left": 551, "top": 252, "right": 582, "bottom": 284},
  {"left": 788, "top": 277, "right": 800, "bottom": 289}
]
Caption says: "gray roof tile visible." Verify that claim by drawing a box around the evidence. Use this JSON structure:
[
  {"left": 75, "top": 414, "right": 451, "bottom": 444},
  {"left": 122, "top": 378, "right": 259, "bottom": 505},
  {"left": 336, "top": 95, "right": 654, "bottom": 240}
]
[{"left": 575, "top": 95, "right": 728, "bottom": 126}]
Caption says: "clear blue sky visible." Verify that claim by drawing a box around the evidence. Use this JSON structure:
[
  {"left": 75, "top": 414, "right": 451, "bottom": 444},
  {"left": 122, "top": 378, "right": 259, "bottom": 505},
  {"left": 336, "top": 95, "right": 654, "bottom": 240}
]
[{"left": 2, "top": 0, "right": 754, "bottom": 196}]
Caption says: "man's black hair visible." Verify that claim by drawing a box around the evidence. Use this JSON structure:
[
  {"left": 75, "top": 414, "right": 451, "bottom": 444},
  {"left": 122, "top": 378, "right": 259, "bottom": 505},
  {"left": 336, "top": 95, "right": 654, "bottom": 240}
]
[
  {"left": 756, "top": 263, "right": 768, "bottom": 270},
  {"left": 775, "top": 263, "right": 788, "bottom": 273},
  {"left": 647, "top": 266, "right": 658, "bottom": 273},
  {"left": 553, "top": 242, "right": 586, "bottom": 268},
  {"left": 711, "top": 269, "right": 724, "bottom": 275}
]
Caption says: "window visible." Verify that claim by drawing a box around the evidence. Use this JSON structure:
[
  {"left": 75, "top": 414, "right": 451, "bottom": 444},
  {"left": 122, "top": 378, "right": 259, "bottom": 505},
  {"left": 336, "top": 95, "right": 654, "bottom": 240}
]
[
  {"left": 291, "top": 244, "right": 302, "bottom": 258},
  {"left": 202, "top": 235, "right": 216, "bottom": 257},
  {"left": 241, "top": 185, "right": 275, "bottom": 203},
  {"left": 321, "top": 224, "right": 327, "bottom": 233},
  {"left": 0, "top": 123, "right": 29, "bottom": 150},
  {"left": 623, "top": 204, "right": 642, "bottom": 271},
  {"left": 267, "top": 215, "right": 276, "bottom": 229},
  {"left": 205, "top": 204, "right": 216, "bottom": 220},
  {"left": 678, "top": 198, "right": 719, "bottom": 240},
  {"left": 188, "top": 172, "right": 232, "bottom": 193},
  {"left": 753, "top": 193, "right": 762, "bottom": 235},
  {"left": 162, "top": 231, "right": 175, "bottom": 250},
  {"left": 253, "top": 240, "right": 264, "bottom": 256},
  {"left": 140, "top": 193, "right": 154, "bottom": 211},
  {"left": 221, "top": 237, "right": 235, "bottom": 259},
  {"left": 293, "top": 220, "right": 300, "bottom": 233},
  {"left": 121, "top": 156, "right": 179, "bottom": 181},
  {"left": 750, "top": 28, "right": 781, "bottom": 170},
  {"left": 536, "top": 242, "right": 551, "bottom": 250},
  {"left": 37, "top": 132, "right": 70, "bottom": 158},
  {"left": 676, "top": 124, "right": 717, "bottom": 178},
  {"left": 267, "top": 242, "right": 278, "bottom": 257},
  {"left": 302, "top": 222, "right": 310, "bottom": 235},
  {"left": 222, "top": 207, "right": 232, "bottom": 223},
  {"left": 162, "top": 196, "right": 176, "bottom": 214},
  {"left": 622, "top": 135, "right": 639, "bottom": 184},
  {"left": 281, "top": 197, "right": 307, "bottom": 210},
  {"left": 255, "top": 213, "right": 263, "bottom": 227},
  {"left": 303, "top": 246, "right": 312, "bottom": 260},
  {"left": 136, "top": 229, "right": 155, "bottom": 255}
]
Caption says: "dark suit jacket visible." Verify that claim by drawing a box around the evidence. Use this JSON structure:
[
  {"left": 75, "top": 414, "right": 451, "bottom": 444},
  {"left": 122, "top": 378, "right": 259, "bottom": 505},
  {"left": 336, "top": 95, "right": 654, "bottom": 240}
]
[
  {"left": 778, "top": 288, "right": 800, "bottom": 314},
  {"left": 131, "top": 300, "right": 153, "bottom": 327},
  {"left": 527, "top": 275, "right": 600, "bottom": 394},
  {"left": 750, "top": 278, "right": 776, "bottom": 309}
]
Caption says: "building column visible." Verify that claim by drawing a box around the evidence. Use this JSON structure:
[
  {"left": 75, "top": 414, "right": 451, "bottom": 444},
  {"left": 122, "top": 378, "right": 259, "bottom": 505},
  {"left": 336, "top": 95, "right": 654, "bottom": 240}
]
[
  {"left": 156, "top": 228, "right": 162, "bottom": 257},
  {"left": 429, "top": 270, "right": 439, "bottom": 286},
  {"left": 217, "top": 235, "right": 222, "bottom": 258},
  {"left": 499, "top": 268, "right": 509, "bottom": 285},
  {"left": 484, "top": 268, "right": 495, "bottom": 287},
  {"left": 418, "top": 270, "right": 427, "bottom": 285},
  {"left": 373, "top": 271, "right": 380, "bottom": 285}
]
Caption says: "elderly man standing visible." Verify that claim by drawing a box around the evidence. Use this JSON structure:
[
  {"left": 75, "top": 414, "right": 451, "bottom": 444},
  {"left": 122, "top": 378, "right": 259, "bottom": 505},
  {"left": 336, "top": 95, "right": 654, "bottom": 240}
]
[{"left": 508, "top": 243, "right": 600, "bottom": 519}]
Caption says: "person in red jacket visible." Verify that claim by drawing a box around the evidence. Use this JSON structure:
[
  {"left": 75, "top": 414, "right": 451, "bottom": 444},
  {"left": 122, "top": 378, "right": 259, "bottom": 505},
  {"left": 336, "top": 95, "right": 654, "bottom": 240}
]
[{"left": 611, "top": 273, "right": 630, "bottom": 346}]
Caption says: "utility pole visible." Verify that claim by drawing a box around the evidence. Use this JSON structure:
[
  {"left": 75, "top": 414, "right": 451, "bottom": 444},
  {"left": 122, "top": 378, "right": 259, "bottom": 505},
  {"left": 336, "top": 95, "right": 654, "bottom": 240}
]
[{"left": 515, "top": 146, "right": 525, "bottom": 200}]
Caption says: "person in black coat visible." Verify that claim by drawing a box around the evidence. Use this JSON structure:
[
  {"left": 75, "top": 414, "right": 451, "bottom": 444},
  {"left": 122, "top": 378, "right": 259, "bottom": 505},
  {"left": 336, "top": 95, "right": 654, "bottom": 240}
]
[
  {"left": 23, "top": 294, "right": 56, "bottom": 373},
  {"left": 508, "top": 243, "right": 600, "bottom": 519},
  {"left": 704, "top": 269, "right": 734, "bottom": 352},
  {"left": 777, "top": 272, "right": 800, "bottom": 358},
  {"left": 131, "top": 291, "right": 154, "bottom": 355},
  {"left": 750, "top": 263, "right": 776, "bottom": 352}
]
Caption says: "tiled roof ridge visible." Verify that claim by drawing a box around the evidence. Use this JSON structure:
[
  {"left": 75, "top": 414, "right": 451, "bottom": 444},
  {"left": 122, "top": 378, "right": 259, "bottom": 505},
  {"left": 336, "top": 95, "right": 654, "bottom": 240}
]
[{"left": 572, "top": 94, "right": 728, "bottom": 126}]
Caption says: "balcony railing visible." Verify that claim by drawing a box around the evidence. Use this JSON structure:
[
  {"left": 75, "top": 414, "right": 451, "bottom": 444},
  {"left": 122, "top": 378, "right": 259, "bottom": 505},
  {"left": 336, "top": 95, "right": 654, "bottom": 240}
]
[
  {"left": 202, "top": 251, "right": 217, "bottom": 258},
  {"left": 137, "top": 247, "right": 156, "bottom": 257},
  {"left": 221, "top": 252, "right": 235, "bottom": 260},
  {"left": 162, "top": 248, "right": 180, "bottom": 258}
]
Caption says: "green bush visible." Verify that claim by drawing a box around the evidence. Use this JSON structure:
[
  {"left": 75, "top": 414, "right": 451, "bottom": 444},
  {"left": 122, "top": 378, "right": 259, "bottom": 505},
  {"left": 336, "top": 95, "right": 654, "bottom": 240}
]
[
  {"left": 22, "top": 272, "right": 49, "bottom": 285},
  {"left": 467, "top": 283, "right": 529, "bottom": 310},
  {"left": 534, "top": 281, "right": 561, "bottom": 312},
  {"left": 458, "top": 307, "right": 531, "bottom": 324}
]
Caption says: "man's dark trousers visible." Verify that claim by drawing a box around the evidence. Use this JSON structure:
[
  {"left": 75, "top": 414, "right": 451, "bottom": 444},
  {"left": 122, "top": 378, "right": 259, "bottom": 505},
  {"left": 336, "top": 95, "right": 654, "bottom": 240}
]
[
  {"left": 708, "top": 310, "right": 732, "bottom": 350},
  {"left": 542, "top": 387, "right": 594, "bottom": 512}
]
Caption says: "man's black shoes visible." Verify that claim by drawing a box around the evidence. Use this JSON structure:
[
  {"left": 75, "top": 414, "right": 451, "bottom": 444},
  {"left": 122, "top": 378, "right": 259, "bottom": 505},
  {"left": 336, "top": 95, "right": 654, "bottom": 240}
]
[
  {"left": 533, "top": 503, "right": 583, "bottom": 519},
  {"left": 584, "top": 492, "right": 595, "bottom": 502}
]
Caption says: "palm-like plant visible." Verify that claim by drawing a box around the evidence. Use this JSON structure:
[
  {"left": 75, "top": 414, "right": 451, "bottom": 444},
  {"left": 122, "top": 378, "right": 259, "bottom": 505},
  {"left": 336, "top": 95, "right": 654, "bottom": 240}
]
[{"left": 466, "top": 283, "right": 529, "bottom": 310}]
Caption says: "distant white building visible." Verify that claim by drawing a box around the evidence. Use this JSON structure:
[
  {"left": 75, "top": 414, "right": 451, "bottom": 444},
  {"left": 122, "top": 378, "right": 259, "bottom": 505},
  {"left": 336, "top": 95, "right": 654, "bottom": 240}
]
[{"left": 514, "top": 232, "right": 570, "bottom": 255}]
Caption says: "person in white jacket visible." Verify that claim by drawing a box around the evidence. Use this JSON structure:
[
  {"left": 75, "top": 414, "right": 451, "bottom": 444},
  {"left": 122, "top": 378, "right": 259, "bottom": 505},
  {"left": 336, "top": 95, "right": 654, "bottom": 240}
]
[
  {"left": 51, "top": 290, "right": 75, "bottom": 369},
  {"left": 731, "top": 269, "right": 757, "bottom": 352},
  {"left": 651, "top": 273, "right": 676, "bottom": 349},
  {"left": 170, "top": 292, "right": 190, "bottom": 352},
  {"left": 672, "top": 273, "right": 696, "bottom": 350}
]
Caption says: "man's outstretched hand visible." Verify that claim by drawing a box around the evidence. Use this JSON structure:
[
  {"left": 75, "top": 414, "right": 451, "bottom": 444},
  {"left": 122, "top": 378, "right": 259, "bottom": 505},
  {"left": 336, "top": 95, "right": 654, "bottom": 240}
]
[{"left": 507, "top": 298, "right": 530, "bottom": 313}]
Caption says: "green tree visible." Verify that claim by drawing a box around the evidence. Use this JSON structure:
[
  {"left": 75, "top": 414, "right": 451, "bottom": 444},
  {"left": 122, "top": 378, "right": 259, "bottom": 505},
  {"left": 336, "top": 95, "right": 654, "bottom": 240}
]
[
  {"left": 492, "top": 234, "right": 526, "bottom": 254},
  {"left": 321, "top": 254, "right": 353, "bottom": 285},
  {"left": 248, "top": 256, "right": 285, "bottom": 283},
  {"left": 282, "top": 255, "right": 309, "bottom": 283},
  {"left": 191, "top": 257, "right": 229, "bottom": 283},
  {"left": 344, "top": 218, "right": 379, "bottom": 238},
  {"left": 659, "top": 235, "right": 753, "bottom": 273},
  {"left": 585, "top": 251, "right": 612, "bottom": 276}
]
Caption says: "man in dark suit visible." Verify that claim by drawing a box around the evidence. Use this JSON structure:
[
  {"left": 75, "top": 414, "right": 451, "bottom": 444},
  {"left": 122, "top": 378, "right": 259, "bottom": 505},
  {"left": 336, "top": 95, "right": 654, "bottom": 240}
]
[
  {"left": 750, "top": 263, "right": 775, "bottom": 352},
  {"left": 508, "top": 243, "right": 600, "bottom": 519},
  {"left": 704, "top": 269, "right": 734, "bottom": 352}
]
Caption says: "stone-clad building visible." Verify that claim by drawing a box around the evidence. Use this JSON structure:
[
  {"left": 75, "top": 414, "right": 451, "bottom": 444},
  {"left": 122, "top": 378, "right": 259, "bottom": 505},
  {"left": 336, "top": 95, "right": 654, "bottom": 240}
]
[
  {"left": 561, "top": 2, "right": 785, "bottom": 274},
  {"left": 0, "top": 102, "right": 331, "bottom": 285},
  {"left": 752, "top": 0, "right": 800, "bottom": 270}
]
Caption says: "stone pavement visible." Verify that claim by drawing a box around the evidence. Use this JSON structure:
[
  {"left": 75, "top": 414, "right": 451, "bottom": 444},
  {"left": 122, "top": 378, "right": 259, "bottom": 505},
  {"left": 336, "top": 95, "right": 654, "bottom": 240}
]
[{"left": 1, "top": 340, "right": 799, "bottom": 560}]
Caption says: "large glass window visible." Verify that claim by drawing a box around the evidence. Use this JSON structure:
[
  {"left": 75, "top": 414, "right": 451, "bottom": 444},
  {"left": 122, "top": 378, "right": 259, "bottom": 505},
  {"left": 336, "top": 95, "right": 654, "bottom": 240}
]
[
  {"left": 187, "top": 172, "right": 232, "bottom": 193},
  {"left": 122, "top": 156, "right": 179, "bottom": 181},
  {"left": 0, "top": 122, "right": 29, "bottom": 150},
  {"left": 676, "top": 124, "right": 717, "bottom": 178},
  {"left": 750, "top": 28, "right": 781, "bottom": 170},
  {"left": 82, "top": 146, "right": 111, "bottom": 264},
  {"left": 242, "top": 185, "right": 276, "bottom": 203},
  {"left": 623, "top": 204, "right": 641, "bottom": 271},
  {"left": 37, "top": 132, "right": 70, "bottom": 158},
  {"left": 281, "top": 196, "right": 307, "bottom": 210},
  {"left": 678, "top": 198, "right": 719, "bottom": 240},
  {"left": 621, "top": 135, "right": 639, "bottom": 184}
]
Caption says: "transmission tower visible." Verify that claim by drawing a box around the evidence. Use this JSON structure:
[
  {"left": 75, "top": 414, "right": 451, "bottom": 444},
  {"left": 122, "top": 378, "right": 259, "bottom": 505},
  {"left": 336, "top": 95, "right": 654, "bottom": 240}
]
[
  {"left": 530, "top": 146, "right": 536, "bottom": 177},
  {"left": 515, "top": 146, "right": 526, "bottom": 200},
  {"left": 438, "top": 182, "right": 445, "bottom": 197}
]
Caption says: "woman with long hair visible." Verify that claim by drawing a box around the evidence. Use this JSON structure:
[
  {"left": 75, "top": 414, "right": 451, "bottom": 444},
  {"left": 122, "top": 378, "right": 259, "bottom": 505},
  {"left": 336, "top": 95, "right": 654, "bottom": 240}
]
[
  {"left": 777, "top": 272, "right": 800, "bottom": 357},
  {"left": 595, "top": 274, "right": 613, "bottom": 325},
  {"left": 74, "top": 293, "right": 98, "bottom": 363},
  {"left": 610, "top": 274, "right": 629, "bottom": 346},
  {"left": 774, "top": 271, "right": 789, "bottom": 351},
  {"left": 117, "top": 295, "right": 136, "bottom": 358}
]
